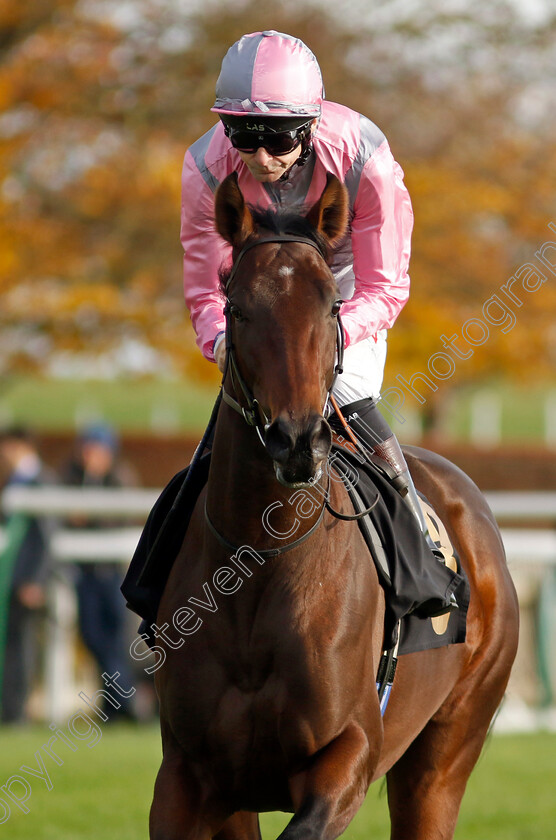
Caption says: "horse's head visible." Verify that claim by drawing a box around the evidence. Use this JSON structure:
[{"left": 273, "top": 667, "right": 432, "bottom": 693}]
[{"left": 214, "top": 171, "right": 349, "bottom": 488}]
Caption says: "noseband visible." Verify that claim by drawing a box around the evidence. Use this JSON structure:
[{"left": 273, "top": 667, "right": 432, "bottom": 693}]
[{"left": 220, "top": 234, "right": 345, "bottom": 446}]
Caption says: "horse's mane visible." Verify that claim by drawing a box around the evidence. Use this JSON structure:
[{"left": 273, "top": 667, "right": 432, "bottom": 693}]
[
  {"left": 219, "top": 205, "right": 328, "bottom": 293},
  {"left": 249, "top": 206, "right": 328, "bottom": 256}
]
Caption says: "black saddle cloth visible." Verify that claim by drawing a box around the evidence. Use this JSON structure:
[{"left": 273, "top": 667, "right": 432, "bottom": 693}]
[
  {"left": 121, "top": 447, "right": 469, "bottom": 654},
  {"left": 121, "top": 454, "right": 210, "bottom": 629},
  {"left": 330, "top": 447, "right": 469, "bottom": 653}
]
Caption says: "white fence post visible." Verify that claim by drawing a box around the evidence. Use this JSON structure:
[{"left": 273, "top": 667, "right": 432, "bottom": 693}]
[
  {"left": 45, "top": 572, "right": 78, "bottom": 724},
  {"left": 470, "top": 390, "right": 502, "bottom": 447},
  {"left": 544, "top": 391, "right": 556, "bottom": 447}
]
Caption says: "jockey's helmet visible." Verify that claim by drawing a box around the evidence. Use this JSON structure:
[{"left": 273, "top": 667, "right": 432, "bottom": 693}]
[{"left": 211, "top": 31, "right": 324, "bottom": 119}]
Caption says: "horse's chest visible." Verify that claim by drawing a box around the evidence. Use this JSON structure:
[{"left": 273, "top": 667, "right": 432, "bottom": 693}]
[
  {"left": 206, "top": 643, "right": 356, "bottom": 760},
  {"left": 202, "top": 669, "right": 336, "bottom": 788}
]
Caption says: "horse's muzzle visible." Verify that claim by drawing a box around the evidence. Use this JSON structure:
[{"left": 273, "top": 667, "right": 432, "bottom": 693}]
[{"left": 265, "top": 414, "right": 332, "bottom": 487}]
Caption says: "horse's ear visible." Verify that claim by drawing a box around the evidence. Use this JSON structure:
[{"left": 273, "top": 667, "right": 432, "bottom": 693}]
[
  {"left": 306, "top": 173, "right": 348, "bottom": 247},
  {"left": 214, "top": 172, "right": 255, "bottom": 248}
]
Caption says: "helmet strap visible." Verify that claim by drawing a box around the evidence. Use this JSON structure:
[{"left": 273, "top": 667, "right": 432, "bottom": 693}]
[
  {"left": 295, "top": 137, "right": 313, "bottom": 167},
  {"left": 279, "top": 136, "right": 313, "bottom": 182}
]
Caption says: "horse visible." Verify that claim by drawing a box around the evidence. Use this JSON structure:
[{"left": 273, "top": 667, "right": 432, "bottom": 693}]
[{"left": 149, "top": 172, "right": 519, "bottom": 840}]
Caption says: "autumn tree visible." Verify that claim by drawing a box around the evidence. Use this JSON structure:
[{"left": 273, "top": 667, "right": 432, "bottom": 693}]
[{"left": 1, "top": 0, "right": 555, "bottom": 419}]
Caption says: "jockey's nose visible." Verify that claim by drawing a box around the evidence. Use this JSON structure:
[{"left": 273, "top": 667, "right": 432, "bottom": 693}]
[{"left": 253, "top": 147, "right": 273, "bottom": 164}]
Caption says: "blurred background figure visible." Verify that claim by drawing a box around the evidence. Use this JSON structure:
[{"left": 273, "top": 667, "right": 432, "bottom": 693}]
[
  {"left": 61, "top": 423, "right": 139, "bottom": 721},
  {"left": 0, "top": 427, "right": 53, "bottom": 724}
]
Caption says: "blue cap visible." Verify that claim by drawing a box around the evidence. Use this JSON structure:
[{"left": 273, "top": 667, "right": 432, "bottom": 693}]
[{"left": 79, "top": 423, "right": 118, "bottom": 452}]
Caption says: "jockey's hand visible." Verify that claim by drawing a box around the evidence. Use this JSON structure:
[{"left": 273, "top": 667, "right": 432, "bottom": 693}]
[{"left": 214, "top": 335, "right": 226, "bottom": 374}]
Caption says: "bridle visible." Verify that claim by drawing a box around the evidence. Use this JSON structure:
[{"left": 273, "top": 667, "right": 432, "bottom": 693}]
[
  {"left": 220, "top": 234, "right": 345, "bottom": 447},
  {"left": 205, "top": 232, "right": 375, "bottom": 559}
]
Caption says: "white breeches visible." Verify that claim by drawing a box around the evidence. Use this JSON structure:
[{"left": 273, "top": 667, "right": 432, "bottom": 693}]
[{"left": 332, "top": 329, "right": 387, "bottom": 408}]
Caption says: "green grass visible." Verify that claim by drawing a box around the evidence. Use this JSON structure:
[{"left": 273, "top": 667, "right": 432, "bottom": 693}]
[
  {"left": 385, "top": 380, "right": 556, "bottom": 444},
  {"left": 0, "top": 377, "right": 218, "bottom": 434},
  {"left": 439, "top": 381, "right": 555, "bottom": 443},
  {"left": 0, "top": 724, "right": 158, "bottom": 839},
  {"left": 0, "top": 726, "right": 554, "bottom": 839}
]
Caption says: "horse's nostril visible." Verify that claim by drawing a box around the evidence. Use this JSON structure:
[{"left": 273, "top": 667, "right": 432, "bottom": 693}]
[
  {"left": 308, "top": 416, "right": 331, "bottom": 456},
  {"left": 265, "top": 418, "right": 295, "bottom": 466}
]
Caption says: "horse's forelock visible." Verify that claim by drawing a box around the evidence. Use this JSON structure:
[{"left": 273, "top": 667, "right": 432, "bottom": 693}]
[{"left": 250, "top": 206, "right": 328, "bottom": 260}]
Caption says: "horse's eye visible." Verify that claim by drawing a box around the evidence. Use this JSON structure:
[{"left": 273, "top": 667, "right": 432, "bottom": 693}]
[
  {"left": 228, "top": 304, "right": 244, "bottom": 322},
  {"left": 331, "top": 300, "right": 343, "bottom": 317}
]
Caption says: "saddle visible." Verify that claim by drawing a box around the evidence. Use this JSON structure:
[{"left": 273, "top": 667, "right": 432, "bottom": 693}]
[{"left": 121, "top": 447, "right": 469, "bottom": 656}]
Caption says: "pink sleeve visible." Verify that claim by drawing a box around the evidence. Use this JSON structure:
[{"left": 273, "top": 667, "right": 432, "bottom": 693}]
[
  {"left": 340, "top": 141, "right": 413, "bottom": 347},
  {"left": 181, "top": 151, "right": 231, "bottom": 361}
]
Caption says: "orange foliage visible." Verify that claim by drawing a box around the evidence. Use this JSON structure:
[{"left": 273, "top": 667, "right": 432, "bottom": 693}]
[{"left": 0, "top": 0, "right": 555, "bottom": 393}]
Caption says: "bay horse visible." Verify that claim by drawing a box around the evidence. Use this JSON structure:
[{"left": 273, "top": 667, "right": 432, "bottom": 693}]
[{"left": 150, "top": 172, "right": 519, "bottom": 840}]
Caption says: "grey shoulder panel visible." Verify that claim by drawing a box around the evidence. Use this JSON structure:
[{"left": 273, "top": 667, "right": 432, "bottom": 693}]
[
  {"left": 188, "top": 125, "right": 222, "bottom": 193},
  {"left": 344, "top": 115, "right": 386, "bottom": 205}
]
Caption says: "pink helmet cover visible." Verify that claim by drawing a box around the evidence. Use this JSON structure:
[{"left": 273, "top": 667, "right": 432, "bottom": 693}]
[{"left": 212, "top": 31, "right": 324, "bottom": 118}]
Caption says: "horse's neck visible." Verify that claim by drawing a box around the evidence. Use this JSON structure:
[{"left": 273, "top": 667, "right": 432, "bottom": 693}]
[
  {"left": 200, "top": 405, "right": 376, "bottom": 653},
  {"left": 206, "top": 405, "right": 304, "bottom": 550},
  {"left": 207, "top": 405, "right": 284, "bottom": 545}
]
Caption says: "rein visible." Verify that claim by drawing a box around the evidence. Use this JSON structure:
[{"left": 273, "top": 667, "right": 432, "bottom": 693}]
[{"left": 204, "top": 486, "right": 328, "bottom": 559}]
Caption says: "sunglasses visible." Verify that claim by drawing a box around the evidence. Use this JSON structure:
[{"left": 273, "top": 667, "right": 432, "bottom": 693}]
[{"left": 224, "top": 122, "right": 312, "bottom": 156}]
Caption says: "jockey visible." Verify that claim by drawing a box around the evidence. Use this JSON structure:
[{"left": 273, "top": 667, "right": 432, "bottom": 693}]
[{"left": 181, "top": 31, "right": 438, "bottom": 553}]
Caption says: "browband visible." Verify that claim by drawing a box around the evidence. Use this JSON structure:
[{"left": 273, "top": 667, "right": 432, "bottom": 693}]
[{"left": 225, "top": 235, "right": 326, "bottom": 292}]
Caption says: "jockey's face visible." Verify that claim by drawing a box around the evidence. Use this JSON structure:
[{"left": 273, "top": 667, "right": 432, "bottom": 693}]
[
  {"left": 237, "top": 144, "right": 304, "bottom": 182},
  {"left": 234, "top": 118, "right": 317, "bottom": 182}
]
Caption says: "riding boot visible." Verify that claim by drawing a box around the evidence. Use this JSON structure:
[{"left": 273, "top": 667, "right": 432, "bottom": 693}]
[
  {"left": 330, "top": 398, "right": 458, "bottom": 609},
  {"left": 372, "top": 433, "right": 446, "bottom": 554}
]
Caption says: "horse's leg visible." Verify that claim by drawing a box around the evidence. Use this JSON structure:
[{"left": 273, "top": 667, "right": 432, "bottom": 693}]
[
  {"left": 278, "top": 722, "right": 376, "bottom": 840},
  {"left": 385, "top": 446, "right": 519, "bottom": 839},
  {"left": 150, "top": 721, "right": 219, "bottom": 840},
  {"left": 213, "top": 812, "right": 262, "bottom": 840},
  {"left": 149, "top": 750, "right": 208, "bottom": 840},
  {"left": 386, "top": 650, "right": 515, "bottom": 840}
]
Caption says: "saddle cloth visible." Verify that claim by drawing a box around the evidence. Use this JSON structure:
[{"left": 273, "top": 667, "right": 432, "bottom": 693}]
[
  {"left": 121, "top": 448, "right": 469, "bottom": 656},
  {"left": 330, "top": 445, "right": 469, "bottom": 654}
]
